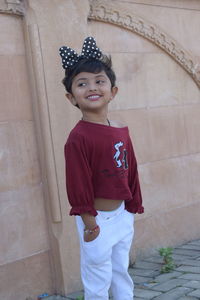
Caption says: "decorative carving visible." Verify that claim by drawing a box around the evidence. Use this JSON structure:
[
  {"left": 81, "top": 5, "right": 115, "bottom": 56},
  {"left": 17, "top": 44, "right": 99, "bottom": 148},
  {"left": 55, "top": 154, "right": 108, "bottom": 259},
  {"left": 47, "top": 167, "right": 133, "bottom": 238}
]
[
  {"left": 0, "top": 0, "right": 25, "bottom": 16},
  {"left": 89, "top": 0, "right": 200, "bottom": 88}
]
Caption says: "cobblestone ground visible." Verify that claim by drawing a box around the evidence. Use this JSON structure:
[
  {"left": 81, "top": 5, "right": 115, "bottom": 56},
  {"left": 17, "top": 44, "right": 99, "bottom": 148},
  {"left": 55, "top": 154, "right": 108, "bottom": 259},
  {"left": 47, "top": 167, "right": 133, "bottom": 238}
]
[{"left": 46, "top": 239, "right": 200, "bottom": 300}]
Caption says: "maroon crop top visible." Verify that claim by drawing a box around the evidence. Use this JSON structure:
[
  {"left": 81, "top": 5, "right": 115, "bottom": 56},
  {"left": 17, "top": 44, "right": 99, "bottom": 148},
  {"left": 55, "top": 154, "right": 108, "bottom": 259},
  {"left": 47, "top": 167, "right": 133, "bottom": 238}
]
[{"left": 64, "top": 120, "right": 144, "bottom": 216}]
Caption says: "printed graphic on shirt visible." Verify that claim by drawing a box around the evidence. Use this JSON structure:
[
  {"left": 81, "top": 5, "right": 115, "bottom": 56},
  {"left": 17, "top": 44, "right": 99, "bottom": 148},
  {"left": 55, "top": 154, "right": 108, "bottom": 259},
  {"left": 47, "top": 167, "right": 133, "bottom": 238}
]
[
  {"left": 100, "top": 141, "right": 129, "bottom": 179},
  {"left": 113, "top": 141, "right": 124, "bottom": 167},
  {"left": 122, "top": 149, "right": 128, "bottom": 169},
  {"left": 113, "top": 141, "right": 128, "bottom": 170}
]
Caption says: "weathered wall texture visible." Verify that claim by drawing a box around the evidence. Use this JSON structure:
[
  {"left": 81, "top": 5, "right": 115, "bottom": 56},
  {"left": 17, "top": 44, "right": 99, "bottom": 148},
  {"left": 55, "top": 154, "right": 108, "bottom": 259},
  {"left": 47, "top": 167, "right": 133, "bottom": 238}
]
[
  {"left": 0, "top": 0, "right": 200, "bottom": 298},
  {"left": 91, "top": 0, "right": 200, "bottom": 260},
  {"left": 0, "top": 2, "right": 53, "bottom": 300}
]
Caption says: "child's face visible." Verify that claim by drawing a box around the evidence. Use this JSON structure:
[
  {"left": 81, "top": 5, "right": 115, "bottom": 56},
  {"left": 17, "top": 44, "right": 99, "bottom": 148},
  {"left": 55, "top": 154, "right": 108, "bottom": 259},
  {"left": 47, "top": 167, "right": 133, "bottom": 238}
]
[{"left": 66, "top": 71, "right": 118, "bottom": 111}]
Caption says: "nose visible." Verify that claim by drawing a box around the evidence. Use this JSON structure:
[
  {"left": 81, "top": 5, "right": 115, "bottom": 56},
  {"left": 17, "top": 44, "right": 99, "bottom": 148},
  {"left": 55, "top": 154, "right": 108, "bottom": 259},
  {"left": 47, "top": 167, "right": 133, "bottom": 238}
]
[{"left": 88, "top": 82, "right": 97, "bottom": 91}]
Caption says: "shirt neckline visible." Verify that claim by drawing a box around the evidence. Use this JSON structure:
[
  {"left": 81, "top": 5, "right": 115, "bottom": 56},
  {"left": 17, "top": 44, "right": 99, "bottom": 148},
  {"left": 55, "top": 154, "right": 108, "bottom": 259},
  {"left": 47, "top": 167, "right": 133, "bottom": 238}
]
[{"left": 79, "top": 119, "right": 128, "bottom": 129}]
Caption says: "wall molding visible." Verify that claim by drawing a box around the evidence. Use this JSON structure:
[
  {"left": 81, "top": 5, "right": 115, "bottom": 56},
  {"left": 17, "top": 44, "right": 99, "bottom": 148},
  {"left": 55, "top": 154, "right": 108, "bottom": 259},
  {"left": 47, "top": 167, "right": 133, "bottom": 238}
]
[
  {"left": 88, "top": 0, "right": 200, "bottom": 88},
  {"left": 0, "top": 0, "right": 25, "bottom": 16},
  {"left": 28, "top": 24, "right": 62, "bottom": 223}
]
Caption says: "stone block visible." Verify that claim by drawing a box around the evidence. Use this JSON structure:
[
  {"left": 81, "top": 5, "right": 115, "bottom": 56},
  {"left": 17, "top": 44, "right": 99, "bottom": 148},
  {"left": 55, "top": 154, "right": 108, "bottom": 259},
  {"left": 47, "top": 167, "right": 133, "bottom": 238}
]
[
  {"left": 42, "top": 296, "right": 67, "bottom": 300},
  {"left": 0, "top": 251, "right": 53, "bottom": 300},
  {"left": 0, "top": 121, "right": 41, "bottom": 192},
  {"left": 173, "top": 249, "right": 200, "bottom": 258},
  {"left": 109, "top": 53, "right": 200, "bottom": 111},
  {"left": 179, "top": 244, "right": 200, "bottom": 251},
  {"left": 129, "top": 267, "right": 158, "bottom": 277},
  {"left": 0, "top": 56, "right": 33, "bottom": 122},
  {"left": 143, "top": 256, "right": 163, "bottom": 264},
  {"left": 154, "top": 271, "right": 182, "bottom": 283},
  {"left": 0, "top": 185, "right": 49, "bottom": 264},
  {"left": 175, "top": 266, "right": 200, "bottom": 274},
  {"left": 89, "top": 20, "right": 161, "bottom": 53},
  {"left": 132, "top": 275, "right": 154, "bottom": 284},
  {"left": 189, "top": 240, "right": 200, "bottom": 246},
  {"left": 65, "top": 290, "right": 83, "bottom": 299},
  {"left": 180, "top": 259, "right": 200, "bottom": 267},
  {"left": 0, "top": 14, "right": 24, "bottom": 55},
  {"left": 153, "top": 287, "right": 192, "bottom": 300},
  {"left": 133, "top": 261, "right": 162, "bottom": 270},
  {"left": 187, "top": 289, "right": 200, "bottom": 298},
  {"left": 152, "top": 278, "right": 188, "bottom": 292},
  {"left": 134, "top": 288, "right": 162, "bottom": 299},
  {"left": 183, "top": 280, "right": 200, "bottom": 289},
  {"left": 176, "top": 297, "right": 197, "bottom": 300},
  {"left": 180, "top": 274, "right": 200, "bottom": 281},
  {"left": 138, "top": 156, "right": 189, "bottom": 216}
]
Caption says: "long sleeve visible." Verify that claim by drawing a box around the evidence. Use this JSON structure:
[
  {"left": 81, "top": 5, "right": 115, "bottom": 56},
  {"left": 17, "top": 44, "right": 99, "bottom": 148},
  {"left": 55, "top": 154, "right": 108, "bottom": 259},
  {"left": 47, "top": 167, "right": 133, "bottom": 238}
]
[
  {"left": 126, "top": 137, "right": 144, "bottom": 214},
  {"left": 64, "top": 134, "right": 97, "bottom": 216}
]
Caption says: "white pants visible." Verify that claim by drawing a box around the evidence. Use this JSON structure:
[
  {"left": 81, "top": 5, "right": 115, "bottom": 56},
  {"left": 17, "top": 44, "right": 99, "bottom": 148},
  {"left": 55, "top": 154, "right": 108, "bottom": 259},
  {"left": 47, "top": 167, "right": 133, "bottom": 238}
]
[{"left": 76, "top": 202, "right": 134, "bottom": 300}]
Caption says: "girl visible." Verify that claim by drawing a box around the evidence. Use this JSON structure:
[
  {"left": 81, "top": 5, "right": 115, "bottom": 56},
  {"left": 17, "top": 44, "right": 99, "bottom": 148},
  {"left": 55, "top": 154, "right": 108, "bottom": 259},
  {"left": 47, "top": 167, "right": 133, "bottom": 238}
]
[{"left": 59, "top": 37, "right": 144, "bottom": 300}]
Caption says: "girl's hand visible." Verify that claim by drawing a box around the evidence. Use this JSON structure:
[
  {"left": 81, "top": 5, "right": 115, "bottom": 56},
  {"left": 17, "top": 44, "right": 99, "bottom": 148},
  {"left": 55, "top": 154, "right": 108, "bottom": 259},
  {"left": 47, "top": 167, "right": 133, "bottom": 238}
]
[
  {"left": 84, "top": 225, "right": 100, "bottom": 242},
  {"left": 80, "top": 213, "right": 100, "bottom": 242}
]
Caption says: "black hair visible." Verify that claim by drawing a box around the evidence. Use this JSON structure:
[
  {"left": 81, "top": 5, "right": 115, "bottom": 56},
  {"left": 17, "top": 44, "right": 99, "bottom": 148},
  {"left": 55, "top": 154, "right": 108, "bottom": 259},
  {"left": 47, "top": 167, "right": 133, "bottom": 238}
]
[{"left": 62, "top": 54, "right": 116, "bottom": 95}]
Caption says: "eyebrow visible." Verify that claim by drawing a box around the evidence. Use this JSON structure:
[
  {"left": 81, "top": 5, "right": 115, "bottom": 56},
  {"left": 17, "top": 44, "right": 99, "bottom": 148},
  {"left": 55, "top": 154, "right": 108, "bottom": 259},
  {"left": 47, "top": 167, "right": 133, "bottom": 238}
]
[{"left": 75, "top": 74, "right": 107, "bottom": 83}]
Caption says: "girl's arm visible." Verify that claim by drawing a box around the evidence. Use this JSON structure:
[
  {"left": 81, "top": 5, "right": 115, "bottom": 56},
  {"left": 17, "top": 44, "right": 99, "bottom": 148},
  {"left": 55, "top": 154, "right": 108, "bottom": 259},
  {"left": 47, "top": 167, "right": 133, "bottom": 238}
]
[
  {"left": 64, "top": 136, "right": 97, "bottom": 217},
  {"left": 81, "top": 213, "right": 100, "bottom": 242}
]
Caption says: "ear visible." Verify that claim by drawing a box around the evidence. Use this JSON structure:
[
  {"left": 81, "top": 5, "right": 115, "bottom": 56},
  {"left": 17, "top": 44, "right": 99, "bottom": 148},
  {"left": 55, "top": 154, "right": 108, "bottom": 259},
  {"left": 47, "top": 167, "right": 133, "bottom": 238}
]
[
  {"left": 65, "top": 93, "right": 77, "bottom": 106},
  {"left": 110, "top": 86, "right": 118, "bottom": 101}
]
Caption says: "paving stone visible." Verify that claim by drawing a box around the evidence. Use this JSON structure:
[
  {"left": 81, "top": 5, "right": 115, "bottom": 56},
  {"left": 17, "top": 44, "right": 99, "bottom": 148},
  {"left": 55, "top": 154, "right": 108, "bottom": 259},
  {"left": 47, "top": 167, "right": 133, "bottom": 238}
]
[
  {"left": 179, "top": 297, "right": 199, "bottom": 300},
  {"left": 66, "top": 292, "right": 113, "bottom": 299},
  {"left": 129, "top": 267, "right": 158, "bottom": 277},
  {"left": 154, "top": 271, "right": 182, "bottom": 283},
  {"left": 136, "top": 281, "right": 159, "bottom": 289},
  {"left": 178, "top": 244, "right": 200, "bottom": 251},
  {"left": 65, "top": 291, "right": 83, "bottom": 299},
  {"left": 189, "top": 240, "right": 200, "bottom": 246},
  {"left": 188, "top": 289, "right": 200, "bottom": 298},
  {"left": 183, "top": 280, "right": 200, "bottom": 289},
  {"left": 47, "top": 239, "right": 200, "bottom": 300},
  {"left": 132, "top": 261, "right": 162, "bottom": 270},
  {"left": 180, "top": 259, "right": 200, "bottom": 267},
  {"left": 173, "top": 249, "right": 200, "bottom": 258},
  {"left": 47, "top": 297, "right": 67, "bottom": 300},
  {"left": 132, "top": 275, "right": 154, "bottom": 284},
  {"left": 172, "top": 254, "right": 190, "bottom": 262},
  {"left": 179, "top": 273, "right": 200, "bottom": 281},
  {"left": 143, "top": 256, "right": 163, "bottom": 264},
  {"left": 134, "top": 288, "right": 162, "bottom": 299},
  {"left": 175, "top": 265, "right": 200, "bottom": 274},
  {"left": 153, "top": 287, "right": 192, "bottom": 300},
  {"left": 151, "top": 278, "right": 188, "bottom": 292}
]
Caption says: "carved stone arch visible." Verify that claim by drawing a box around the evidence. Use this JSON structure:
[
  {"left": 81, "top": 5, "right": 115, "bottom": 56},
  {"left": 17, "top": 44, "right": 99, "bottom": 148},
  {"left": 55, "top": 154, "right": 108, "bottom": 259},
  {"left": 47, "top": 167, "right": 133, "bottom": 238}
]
[
  {"left": 0, "top": 0, "right": 25, "bottom": 16},
  {"left": 88, "top": 0, "right": 200, "bottom": 89}
]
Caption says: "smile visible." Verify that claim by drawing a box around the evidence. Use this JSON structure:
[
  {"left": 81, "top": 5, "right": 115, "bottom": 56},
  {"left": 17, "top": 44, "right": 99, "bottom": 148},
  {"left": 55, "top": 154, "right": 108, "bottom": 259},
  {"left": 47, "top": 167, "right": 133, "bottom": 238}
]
[{"left": 87, "top": 95, "right": 101, "bottom": 101}]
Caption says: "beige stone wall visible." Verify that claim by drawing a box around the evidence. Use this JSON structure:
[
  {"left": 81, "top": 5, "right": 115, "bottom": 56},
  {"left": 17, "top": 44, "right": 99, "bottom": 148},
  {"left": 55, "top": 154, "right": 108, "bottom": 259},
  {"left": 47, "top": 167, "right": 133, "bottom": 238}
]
[
  {"left": 0, "top": 7, "right": 53, "bottom": 300},
  {"left": 1, "top": 0, "right": 200, "bottom": 298},
  {"left": 88, "top": 1, "right": 200, "bottom": 261}
]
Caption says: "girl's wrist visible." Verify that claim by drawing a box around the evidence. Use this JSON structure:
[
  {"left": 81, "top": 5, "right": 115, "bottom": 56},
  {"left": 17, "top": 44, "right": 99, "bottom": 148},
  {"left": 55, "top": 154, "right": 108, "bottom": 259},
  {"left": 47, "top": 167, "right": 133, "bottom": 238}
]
[
  {"left": 81, "top": 213, "right": 97, "bottom": 229},
  {"left": 84, "top": 225, "right": 99, "bottom": 235}
]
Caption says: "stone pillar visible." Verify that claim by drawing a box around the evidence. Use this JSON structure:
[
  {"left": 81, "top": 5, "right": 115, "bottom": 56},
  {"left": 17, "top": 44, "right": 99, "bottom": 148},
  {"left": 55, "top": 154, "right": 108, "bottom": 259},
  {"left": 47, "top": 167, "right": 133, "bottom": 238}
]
[
  {"left": 24, "top": 0, "right": 90, "bottom": 295},
  {"left": 0, "top": 1, "right": 52, "bottom": 299}
]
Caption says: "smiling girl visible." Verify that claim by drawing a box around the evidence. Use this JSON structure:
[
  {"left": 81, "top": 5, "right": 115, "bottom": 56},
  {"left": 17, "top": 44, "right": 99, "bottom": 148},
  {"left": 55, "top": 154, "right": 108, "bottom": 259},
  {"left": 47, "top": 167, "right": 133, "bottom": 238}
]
[{"left": 59, "top": 37, "right": 144, "bottom": 300}]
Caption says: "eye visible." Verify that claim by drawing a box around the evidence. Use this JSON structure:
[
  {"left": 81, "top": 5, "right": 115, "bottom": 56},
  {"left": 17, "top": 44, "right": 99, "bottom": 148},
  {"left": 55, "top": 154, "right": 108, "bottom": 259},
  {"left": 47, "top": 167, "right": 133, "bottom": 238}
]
[
  {"left": 96, "top": 79, "right": 105, "bottom": 84},
  {"left": 77, "top": 82, "right": 87, "bottom": 87}
]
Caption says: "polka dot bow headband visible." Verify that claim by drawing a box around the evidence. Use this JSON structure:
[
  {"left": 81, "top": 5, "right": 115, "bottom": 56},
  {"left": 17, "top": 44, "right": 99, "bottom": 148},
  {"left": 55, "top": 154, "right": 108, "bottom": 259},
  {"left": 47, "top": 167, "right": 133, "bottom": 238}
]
[{"left": 59, "top": 36, "right": 102, "bottom": 70}]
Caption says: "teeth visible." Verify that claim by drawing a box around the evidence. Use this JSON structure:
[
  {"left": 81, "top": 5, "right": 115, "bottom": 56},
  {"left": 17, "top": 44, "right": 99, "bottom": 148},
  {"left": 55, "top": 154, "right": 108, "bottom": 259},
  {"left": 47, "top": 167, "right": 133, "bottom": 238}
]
[{"left": 88, "top": 95, "right": 100, "bottom": 99}]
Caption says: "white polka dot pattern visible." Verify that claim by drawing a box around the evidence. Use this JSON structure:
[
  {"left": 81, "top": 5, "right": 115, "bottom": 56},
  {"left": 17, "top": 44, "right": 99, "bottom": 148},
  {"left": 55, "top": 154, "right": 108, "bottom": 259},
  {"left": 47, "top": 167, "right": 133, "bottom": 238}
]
[{"left": 59, "top": 37, "right": 102, "bottom": 70}]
